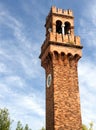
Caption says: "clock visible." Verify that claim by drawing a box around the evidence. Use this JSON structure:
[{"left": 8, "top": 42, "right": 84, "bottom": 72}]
[{"left": 47, "top": 74, "right": 52, "bottom": 88}]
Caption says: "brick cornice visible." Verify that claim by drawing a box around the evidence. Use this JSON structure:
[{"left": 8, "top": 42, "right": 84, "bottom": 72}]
[{"left": 39, "top": 41, "right": 83, "bottom": 59}]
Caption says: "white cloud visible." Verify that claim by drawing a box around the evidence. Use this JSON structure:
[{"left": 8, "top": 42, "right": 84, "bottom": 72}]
[
  {"left": 0, "top": 5, "right": 45, "bottom": 130},
  {"left": 18, "top": 95, "right": 45, "bottom": 116},
  {"left": 78, "top": 59, "right": 96, "bottom": 129},
  {"left": 83, "top": 1, "right": 96, "bottom": 26},
  {"left": 5, "top": 76, "right": 25, "bottom": 88},
  {"left": 78, "top": 1, "right": 96, "bottom": 48},
  {"left": 0, "top": 63, "right": 7, "bottom": 73},
  {"left": 78, "top": 3, "right": 96, "bottom": 128},
  {"left": 0, "top": 83, "right": 11, "bottom": 95},
  {"left": 0, "top": 7, "right": 43, "bottom": 77},
  {"left": 79, "top": 60, "right": 96, "bottom": 88}
]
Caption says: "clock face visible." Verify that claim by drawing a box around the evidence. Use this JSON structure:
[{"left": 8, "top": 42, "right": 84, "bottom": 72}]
[{"left": 47, "top": 74, "right": 52, "bottom": 88}]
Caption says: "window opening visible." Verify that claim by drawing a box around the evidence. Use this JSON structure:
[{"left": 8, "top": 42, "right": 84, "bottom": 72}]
[
  {"left": 64, "top": 22, "right": 71, "bottom": 35},
  {"left": 56, "top": 20, "right": 62, "bottom": 34}
]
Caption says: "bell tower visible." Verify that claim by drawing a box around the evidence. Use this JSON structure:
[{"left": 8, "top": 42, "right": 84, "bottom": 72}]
[{"left": 39, "top": 6, "right": 83, "bottom": 130}]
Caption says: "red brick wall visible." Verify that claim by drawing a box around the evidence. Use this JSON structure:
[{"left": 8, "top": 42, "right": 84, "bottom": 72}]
[
  {"left": 53, "top": 54, "right": 82, "bottom": 130},
  {"left": 42, "top": 53, "right": 82, "bottom": 130}
]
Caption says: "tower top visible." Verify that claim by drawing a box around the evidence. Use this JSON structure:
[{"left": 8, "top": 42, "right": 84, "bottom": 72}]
[
  {"left": 46, "top": 6, "right": 73, "bottom": 21},
  {"left": 40, "top": 6, "right": 83, "bottom": 62}
]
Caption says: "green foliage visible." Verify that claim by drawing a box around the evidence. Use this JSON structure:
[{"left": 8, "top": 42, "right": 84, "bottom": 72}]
[
  {"left": 24, "top": 124, "right": 32, "bottom": 130},
  {"left": 82, "top": 122, "right": 93, "bottom": 130},
  {"left": 40, "top": 127, "right": 45, "bottom": 130},
  {"left": 24, "top": 124, "right": 29, "bottom": 130},
  {"left": 16, "top": 121, "right": 23, "bottom": 130},
  {"left": 89, "top": 122, "right": 93, "bottom": 130},
  {"left": 16, "top": 121, "right": 32, "bottom": 130},
  {"left": 0, "top": 108, "right": 12, "bottom": 130},
  {"left": 82, "top": 124, "right": 88, "bottom": 130},
  {"left": 0, "top": 108, "right": 32, "bottom": 130}
]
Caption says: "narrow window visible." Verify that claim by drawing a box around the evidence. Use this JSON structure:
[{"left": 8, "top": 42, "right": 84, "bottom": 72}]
[
  {"left": 54, "top": 51, "right": 59, "bottom": 60},
  {"left": 64, "top": 22, "right": 71, "bottom": 35},
  {"left": 61, "top": 52, "right": 65, "bottom": 61},
  {"left": 56, "top": 20, "right": 62, "bottom": 34}
]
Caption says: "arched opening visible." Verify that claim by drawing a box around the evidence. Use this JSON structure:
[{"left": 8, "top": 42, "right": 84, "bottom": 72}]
[
  {"left": 54, "top": 51, "right": 59, "bottom": 60},
  {"left": 61, "top": 52, "right": 65, "bottom": 61},
  {"left": 48, "top": 52, "right": 52, "bottom": 61},
  {"left": 67, "top": 53, "right": 73, "bottom": 60},
  {"left": 64, "top": 22, "right": 71, "bottom": 35},
  {"left": 74, "top": 54, "right": 81, "bottom": 61},
  {"left": 56, "top": 20, "right": 62, "bottom": 34}
]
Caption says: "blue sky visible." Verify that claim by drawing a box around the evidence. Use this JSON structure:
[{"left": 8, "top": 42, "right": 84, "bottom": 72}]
[{"left": 0, "top": 0, "right": 96, "bottom": 129}]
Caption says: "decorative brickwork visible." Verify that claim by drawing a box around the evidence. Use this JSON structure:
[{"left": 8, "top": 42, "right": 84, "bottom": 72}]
[
  {"left": 39, "top": 6, "right": 83, "bottom": 130},
  {"left": 53, "top": 53, "right": 82, "bottom": 130}
]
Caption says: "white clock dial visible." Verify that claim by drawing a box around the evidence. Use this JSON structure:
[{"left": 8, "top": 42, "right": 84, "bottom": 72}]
[{"left": 47, "top": 74, "right": 52, "bottom": 88}]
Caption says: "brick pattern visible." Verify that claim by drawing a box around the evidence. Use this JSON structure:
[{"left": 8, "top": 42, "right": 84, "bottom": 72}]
[
  {"left": 42, "top": 53, "right": 82, "bottom": 130},
  {"left": 40, "top": 6, "right": 82, "bottom": 130},
  {"left": 45, "top": 58, "right": 54, "bottom": 130},
  {"left": 53, "top": 54, "right": 82, "bottom": 130}
]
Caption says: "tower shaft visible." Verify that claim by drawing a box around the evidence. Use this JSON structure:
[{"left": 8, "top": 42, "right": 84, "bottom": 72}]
[{"left": 39, "top": 6, "right": 83, "bottom": 130}]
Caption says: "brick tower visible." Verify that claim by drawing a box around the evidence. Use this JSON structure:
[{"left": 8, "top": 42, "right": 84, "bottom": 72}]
[{"left": 39, "top": 6, "right": 83, "bottom": 130}]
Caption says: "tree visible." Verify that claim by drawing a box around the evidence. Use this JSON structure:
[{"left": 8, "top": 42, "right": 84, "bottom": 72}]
[
  {"left": 82, "top": 122, "right": 93, "bottom": 130},
  {"left": 89, "top": 122, "right": 93, "bottom": 130},
  {"left": 24, "top": 124, "right": 32, "bottom": 130},
  {"left": 40, "top": 127, "right": 45, "bottom": 130},
  {"left": 82, "top": 124, "right": 88, "bottom": 130},
  {"left": 0, "top": 108, "right": 12, "bottom": 130},
  {"left": 16, "top": 121, "right": 23, "bottom": 130},
  {"left": 0, "top": 108, "right": 32, "bottom": 130},
  {"left": 16, "top": 121, "right": 32, "bottom": 130}
]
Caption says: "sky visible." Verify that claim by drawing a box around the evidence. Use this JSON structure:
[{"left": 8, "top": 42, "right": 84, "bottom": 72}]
[{"left": 0, "top": 0, "right": 96, "bottom": 130}]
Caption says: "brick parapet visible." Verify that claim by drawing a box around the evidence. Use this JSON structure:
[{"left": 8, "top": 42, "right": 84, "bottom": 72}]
[
  {"left": 40, "top": 32, "right": 82, "bottom": 57},
  {"left": 51, "top": 6, "right": 73, "bottom": 16},
  {"left": 46, "top": 6, "right": 73, "bottom": 22}
]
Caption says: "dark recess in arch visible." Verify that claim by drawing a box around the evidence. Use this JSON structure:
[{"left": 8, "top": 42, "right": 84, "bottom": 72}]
[
  {"left": 56, "top": 20, "right": 62, "bottom": 34},
  {"left": 64, "top": 21, "right": 71, "bottom": 35}
]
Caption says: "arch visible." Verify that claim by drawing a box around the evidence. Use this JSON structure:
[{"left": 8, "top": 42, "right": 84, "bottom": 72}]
[
  {"left": 61, "top": 52, "right": 65, "bottom": 61},
  {"left": 67, "top": 53, "right": 73, "bottom": 60},
  {"left": 74, "top": 54, "right": 81, "bottom": 61},
  {"left": 64, "top": 21, "right": 71, "bottom": 35},
  {"left": 56, "top": 20, "right": 62, "bottom": 34},
  {"left": 54, "top": 51, "right": 59, "bottom": 60},
  {"left": 48, "top": 52, "right": 52, "bottom": 61}
]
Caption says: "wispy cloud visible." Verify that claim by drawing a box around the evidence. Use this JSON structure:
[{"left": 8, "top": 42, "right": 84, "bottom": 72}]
[
  {"left": 78, "top": 0, "right": 96, "bottom": 48},
  {"left": 77, "top": 2, "right": 96, "bottom": 128},
  {"left": 0, "top": 3, "right": 45, "bottom": 130},
  {"left": 79, "top": 59, "right": 96, "bottom": 129},
  {"left": 0, "top": 5, "right": 42, "bottom": 76}
]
